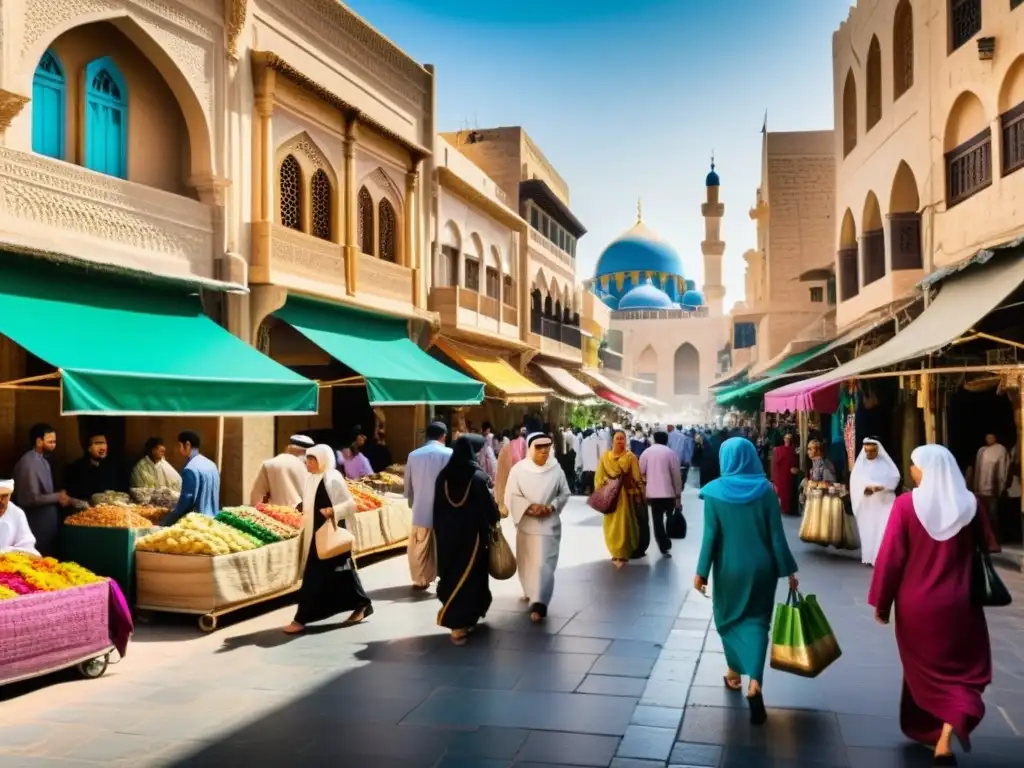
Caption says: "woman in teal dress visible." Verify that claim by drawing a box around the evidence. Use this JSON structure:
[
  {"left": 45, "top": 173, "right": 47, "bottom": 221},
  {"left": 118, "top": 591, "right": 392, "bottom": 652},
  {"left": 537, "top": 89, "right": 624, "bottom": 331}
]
[{"left": 694, "top": 437, "right": 799, "bottom": 725}]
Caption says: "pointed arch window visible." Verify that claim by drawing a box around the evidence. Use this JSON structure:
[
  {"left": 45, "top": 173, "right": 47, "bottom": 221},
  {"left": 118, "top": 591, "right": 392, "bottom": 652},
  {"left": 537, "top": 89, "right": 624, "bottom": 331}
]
[
  {"left": 32, "top": 50, "right": 65, "bottom": 160},
  {"left": 379, "top": 199, "right": 397, "bottom": 262},
  {"left": 310, "top": 169, "right": 332, "bottom": 240},
  {"left": 84, "top": 57, "right": 127, "bottom": 179},
  {"left": 279, "top": 155, "right": 302, "bottom": 230},
  {"left": 357, "top": 187, "right": 374, "bottom": 255}
]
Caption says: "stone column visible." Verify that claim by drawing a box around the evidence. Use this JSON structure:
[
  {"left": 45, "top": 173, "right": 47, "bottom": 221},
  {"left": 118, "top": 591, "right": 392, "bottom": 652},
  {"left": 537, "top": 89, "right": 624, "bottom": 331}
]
[
  {"left": 405, "top": 166, "right": 421, "bottom": 306},
  {"left": 255, "top": 93, "right": 275, "bottom": 223},
  {"left": 343, "top": 119, "right": 358, "bottom": 295}
]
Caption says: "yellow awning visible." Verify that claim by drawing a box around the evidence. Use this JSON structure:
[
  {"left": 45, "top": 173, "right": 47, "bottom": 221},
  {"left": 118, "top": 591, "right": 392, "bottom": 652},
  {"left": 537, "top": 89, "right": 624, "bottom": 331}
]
[{"left": 434, "top": 338, "right": 551, "bottom": 404}]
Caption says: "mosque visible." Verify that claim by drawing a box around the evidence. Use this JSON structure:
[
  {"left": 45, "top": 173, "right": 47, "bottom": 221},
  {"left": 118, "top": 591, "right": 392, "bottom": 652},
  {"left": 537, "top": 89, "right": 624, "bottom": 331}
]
[{"left": 587, "top": 163, "right": 731, "bottom": 419}]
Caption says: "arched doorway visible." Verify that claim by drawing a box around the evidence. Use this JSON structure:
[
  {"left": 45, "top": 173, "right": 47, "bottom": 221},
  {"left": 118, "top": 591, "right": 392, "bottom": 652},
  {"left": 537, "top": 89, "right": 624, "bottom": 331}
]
[
  {"left": 861, "top": 192, "right": 884, "bottom": 286},
  {"left": 674, "top": 343, "right": 700, "bottom": 396},
  {"left": 838, "top": 208, "right": 859, "bottom": 300},
  {"left": 636, "top": 345, "right": 658, "bottom": 397}
]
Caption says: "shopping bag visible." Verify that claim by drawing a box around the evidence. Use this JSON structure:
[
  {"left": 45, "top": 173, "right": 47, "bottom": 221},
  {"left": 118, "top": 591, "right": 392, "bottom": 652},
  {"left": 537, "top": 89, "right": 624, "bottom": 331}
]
[
  {"left": 488, "top": 524, "right": 517, "bottom": 580},
  {"left": 799, "top": 493, "right": 827, "bottom": 546},
  {"left": 666, "top": 507, "right": 687, "bottom": 539},
  {"left": 587, "top": 476, "right": 622, "bottom": 515},
  {"left": 770, "top": 590, "right": 842, "bottom": 678}
]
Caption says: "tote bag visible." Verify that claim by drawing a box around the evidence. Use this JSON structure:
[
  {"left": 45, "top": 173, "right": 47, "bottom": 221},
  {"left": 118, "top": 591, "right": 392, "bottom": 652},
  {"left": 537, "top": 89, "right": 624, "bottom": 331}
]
[
  {"left": 769, "top": 589, "right": 842, "bottom": 678},
  {"left": 587, "top": 476, "right": 622, "bottom": 515},
  {"left": 489, "top": 524, "right": 517, "bottom": 580},
  {"left": 316, "top": 515, "right": 354, "bottom": 559}
]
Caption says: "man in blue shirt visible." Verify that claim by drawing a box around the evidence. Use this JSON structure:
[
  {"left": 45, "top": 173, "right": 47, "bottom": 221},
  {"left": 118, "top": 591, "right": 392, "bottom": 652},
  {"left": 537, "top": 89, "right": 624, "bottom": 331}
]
[
  {"left": 161, "top": 430, "right": 220, "bottom": 526},
  {"left": 405, "top": 422, "right": 453, "bottom": 589}
]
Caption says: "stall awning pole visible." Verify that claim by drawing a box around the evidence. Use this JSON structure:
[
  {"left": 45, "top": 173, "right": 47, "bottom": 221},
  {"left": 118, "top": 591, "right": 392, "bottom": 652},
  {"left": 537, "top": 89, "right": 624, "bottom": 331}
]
[{"left": 216, "top": 416, "right": 225, "bottom": 471}]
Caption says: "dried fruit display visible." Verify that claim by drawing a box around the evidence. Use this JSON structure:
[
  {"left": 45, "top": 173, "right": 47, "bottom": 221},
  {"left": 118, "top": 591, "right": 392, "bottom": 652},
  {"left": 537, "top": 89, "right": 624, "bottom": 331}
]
[
  {"left": 255, "top": 504, "right": 303, "bottom": 529},
  {"left": 221, "top": 507, "right": 300, "bottom": 539},
  {"left": 65, "top": 506, "right": 156, "bottom": 529},
  {"left": 346, "top": 481, "right": 383, "bottom": 512},
  {"left": 135, "top": 514, "right": 261, "bottom": 556}
]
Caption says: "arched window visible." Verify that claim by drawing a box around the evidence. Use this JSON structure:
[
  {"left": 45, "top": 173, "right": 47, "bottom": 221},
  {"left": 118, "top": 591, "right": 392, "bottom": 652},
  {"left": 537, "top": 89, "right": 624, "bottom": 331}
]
[
  {"left": 893, "top": 0, "right": 913, "bottom": 100},
  {"left": 32, "top": 50, "right": 65, "bottom": 160},
  {"left": 842, "top": 70, "right": 858, "bottom": 157},
  {"left": 378, "top": 199, "right": 397, "bottom": 262},
  {"left": 310, "top": 169, "right": 332, "bottom": 240},
  {"left": 866, "top": 36, "right": 882, "bottom": 130},
  {"left": 279, "top": 155, "right": 302, "bottom": 231},
  {"left": 503, "top": 276, "right": 516, "bottom": 307},
  {"left": 84, "top": 57, "right": 127, "bottom": 178},
  {"left": 673, "top": 343, "right": 700, "bottom": 395},
  {"left": 357, "top": 187, "right": 373, "bottom": 255}
]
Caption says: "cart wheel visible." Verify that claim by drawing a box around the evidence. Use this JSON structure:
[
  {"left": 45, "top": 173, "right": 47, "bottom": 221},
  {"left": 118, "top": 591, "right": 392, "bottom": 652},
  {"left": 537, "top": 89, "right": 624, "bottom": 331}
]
[
  {"left": 198, "top": 614, "right": 218, "bottom": 633},
  {"left": 78, "top": 654, "right": 109, "bottom": 679}
]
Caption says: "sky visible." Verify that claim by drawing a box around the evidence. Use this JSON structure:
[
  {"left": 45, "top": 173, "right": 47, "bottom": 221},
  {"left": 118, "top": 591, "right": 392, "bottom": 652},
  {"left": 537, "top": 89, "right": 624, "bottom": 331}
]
[{"left": 344, "top": 0, "right": 853, "bottom": 307}]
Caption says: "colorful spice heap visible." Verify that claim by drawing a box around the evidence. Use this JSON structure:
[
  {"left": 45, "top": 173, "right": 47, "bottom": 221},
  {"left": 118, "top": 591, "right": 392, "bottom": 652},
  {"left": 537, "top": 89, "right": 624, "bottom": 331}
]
[
  {"left": 216, "top": 509, "right": 281, "bottom": 544},
  {"left": 66, "top": 505, "right": 156, "bottom": 529},
  {"left": 0, "top": 553, "right": 103, "bottom": 600},
  {"left": 135, "top": 513, "right": 261, "bottom": 556},
  {"left": 221, "top": 507, "right": 300, "bottom": 540},
  {"left": 346, "top": 481, "right": 384, "bottom": 512},
  {"left": 256, "top": 504, "right": 304, "bottom": 529}
]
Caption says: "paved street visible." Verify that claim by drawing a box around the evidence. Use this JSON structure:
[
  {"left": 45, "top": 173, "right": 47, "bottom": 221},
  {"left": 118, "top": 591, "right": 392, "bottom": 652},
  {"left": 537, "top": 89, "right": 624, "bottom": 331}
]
[{"left": 2, "top": 480, "right": 1024, "bottom": 767}]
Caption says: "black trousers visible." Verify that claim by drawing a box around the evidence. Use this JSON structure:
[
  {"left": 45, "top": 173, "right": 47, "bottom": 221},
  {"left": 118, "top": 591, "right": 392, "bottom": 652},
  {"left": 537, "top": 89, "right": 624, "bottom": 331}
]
[
  {"left": 581, "top": 470, "right": 596, "bottom": 496},
  {"left": 648, "top": 499, "right": 674, "bottom": 554}
]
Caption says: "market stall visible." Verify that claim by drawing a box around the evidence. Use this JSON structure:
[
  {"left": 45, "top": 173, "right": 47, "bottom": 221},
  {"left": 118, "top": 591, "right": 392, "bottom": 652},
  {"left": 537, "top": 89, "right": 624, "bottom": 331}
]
[{"left": 0, "top": 554, "right": 133, "bottom": 686}]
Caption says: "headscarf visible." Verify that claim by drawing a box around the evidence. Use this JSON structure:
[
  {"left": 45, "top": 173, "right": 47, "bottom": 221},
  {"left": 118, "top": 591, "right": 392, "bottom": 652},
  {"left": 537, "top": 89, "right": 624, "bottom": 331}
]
[
  {"left": 305, "top": 444, "right": 337, "bottom": 478},
  {"left": 522, "top": 432, "right": 558, "bottom": 475},
  {"left": 439, "top": 433, "right": 485, "bottom": 499},
  {"left": 911, "top": 444, "right": 977, "bottom": 542},
  {"left": 700, "top": 437, "right": 773, "bottom": 504},
  {"left": 0, "top": 479, "right": 13, "bottom": 494},
  {"left": 850, "top": 438, "right": 901, "bottom": 512}
]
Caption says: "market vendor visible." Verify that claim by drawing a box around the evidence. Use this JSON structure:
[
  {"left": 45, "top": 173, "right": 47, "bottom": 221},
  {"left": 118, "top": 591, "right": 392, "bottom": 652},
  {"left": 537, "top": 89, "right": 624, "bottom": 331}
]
[
  {"left": 12, "top": 423, "right": 70, "bottom": 557},
  {"left": 160, "top": 431, "right": 220, "bottom": 526},
  {"left": 130, "top": 437, "right": 183, "bottom": 491},
  {"left": 0, "top": 480, "right": 40, "bottom": 556},
  {"left": 66, "top": 431, "right": 125, "bottom": 504}
]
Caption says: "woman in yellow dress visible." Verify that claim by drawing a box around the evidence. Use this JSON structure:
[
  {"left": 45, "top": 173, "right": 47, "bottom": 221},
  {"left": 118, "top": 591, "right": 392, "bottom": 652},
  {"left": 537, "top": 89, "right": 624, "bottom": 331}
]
[{"left": 595, "top": 429, "right": 642, "bottom": 568}]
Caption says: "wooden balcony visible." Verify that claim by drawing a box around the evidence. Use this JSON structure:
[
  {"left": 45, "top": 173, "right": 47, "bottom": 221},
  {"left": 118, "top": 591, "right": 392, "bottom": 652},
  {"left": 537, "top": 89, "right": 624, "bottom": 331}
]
[
  {"left": 251, "top": 221, "right": 347, "bottom": 297},
  {"left": 528, "top": 314, "right": 583, "bottom": 365},
  {"left": 429, "top": 286, "right": 520, "bottom": 343},
  {"left": 357, "top": 252, "right": 414, "bottom": 307},
  {"left": 0, "top": 148, "right": 216, "bottom": 282}
]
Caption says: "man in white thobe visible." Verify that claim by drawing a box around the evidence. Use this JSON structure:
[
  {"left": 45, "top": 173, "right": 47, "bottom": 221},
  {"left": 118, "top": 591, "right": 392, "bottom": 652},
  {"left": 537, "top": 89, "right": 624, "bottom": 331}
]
[
  {"left": 575, "top": 428, "right": 601, "bottom": 495},
  {"left": 405, "top": 422, "right": 453, "bottom": 589},
  {"left": 249, "top": 435, "right": 314, "bottom": 507},
  {"left": 0, "top": 480, "right": 40, "bottom": 556},
  {"left": 850, "top": 438, "right": 901, "bottom": 566},
  {"left": 971, "top": 433, "right": 1010, "bottom": 537}
]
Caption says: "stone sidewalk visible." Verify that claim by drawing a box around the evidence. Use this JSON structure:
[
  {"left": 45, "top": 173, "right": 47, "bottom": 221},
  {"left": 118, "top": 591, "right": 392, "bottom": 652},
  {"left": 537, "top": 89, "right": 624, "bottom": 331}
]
[{"left": 1, "top": 481, "right": 1023, "bottom": 767}]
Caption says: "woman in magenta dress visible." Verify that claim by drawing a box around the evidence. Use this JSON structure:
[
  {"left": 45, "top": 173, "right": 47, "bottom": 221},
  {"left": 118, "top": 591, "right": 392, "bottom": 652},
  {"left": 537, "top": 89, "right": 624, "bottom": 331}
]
[
  {"left": 770, "top": 433, "right": 799, "bottom": 515},
  {"left": 868, "top": 444, "right": 998, "bottom": 765}
]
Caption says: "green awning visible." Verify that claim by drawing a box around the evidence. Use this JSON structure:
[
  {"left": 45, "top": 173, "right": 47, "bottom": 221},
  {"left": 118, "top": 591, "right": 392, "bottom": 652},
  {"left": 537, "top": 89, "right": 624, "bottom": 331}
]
[
  {"left": 716, "top": 343, "right": 830, "bottom": 407},
  {"left": 274, "top": 297, "right": 484, "bottom": 406},
  {"left": 0, "top": 261, "right": 319, "bottom": 415}
]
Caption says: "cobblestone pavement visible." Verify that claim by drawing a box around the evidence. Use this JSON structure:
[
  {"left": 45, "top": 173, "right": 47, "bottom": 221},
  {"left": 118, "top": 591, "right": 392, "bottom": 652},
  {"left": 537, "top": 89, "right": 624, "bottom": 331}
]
[{"left": 2, "top": 478, "right": 1023, "bottom": 767}]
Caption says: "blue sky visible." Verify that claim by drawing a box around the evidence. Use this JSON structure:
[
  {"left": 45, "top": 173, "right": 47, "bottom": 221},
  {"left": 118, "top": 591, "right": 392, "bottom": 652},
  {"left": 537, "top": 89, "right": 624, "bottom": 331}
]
[{"left": 344, "top": 0, "right": 852, "bottom": 306}]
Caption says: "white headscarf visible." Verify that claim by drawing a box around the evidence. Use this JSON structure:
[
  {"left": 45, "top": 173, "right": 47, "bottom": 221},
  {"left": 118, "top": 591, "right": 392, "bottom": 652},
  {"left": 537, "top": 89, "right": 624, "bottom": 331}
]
[
  {"left": 0, "top": 479, "right": 13, "bottom": 494},
  {"left": 305, "top": 444, "right": 337, "bottom": 477},
  {"left": 911, "top": 444, "right": 977, "bottom": 542},
  {"left": 850, "top": 438, "right": 901, "bottom": 512},
  {"left": 521, "top": 432, "right": 559, "bottom": 475}
]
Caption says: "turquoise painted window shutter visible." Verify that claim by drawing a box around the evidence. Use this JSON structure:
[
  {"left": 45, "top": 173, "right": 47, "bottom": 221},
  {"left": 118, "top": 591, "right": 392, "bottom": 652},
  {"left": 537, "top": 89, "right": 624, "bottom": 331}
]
[
  {"left": 84, "top": 57, "right": 127, "bottom": 179},
  {"left": 32, "top": 51, "right": 65, "bottom": 159}
]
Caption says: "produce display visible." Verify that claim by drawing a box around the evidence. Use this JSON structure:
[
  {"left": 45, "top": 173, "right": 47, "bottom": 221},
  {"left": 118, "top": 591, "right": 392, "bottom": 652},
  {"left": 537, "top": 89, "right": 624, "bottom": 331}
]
[
  {"left": 130, "top": 487, "right": 180, "bottom": 510},
  {"left": 384, "top": 464, "right": 406, "bottom": 477},
  {"left": 256, "top": 504, "right": 304, "bottom": 529},
  {"left": 90, "top": 491, "right": 132, "bottom": 507},
  {"left": 135, "top": 514, "right": 261, "bottom": 556},
  {"left": 346, "top": 481, "right": 384, "bottom": 512},
  {"left": 372, "top": 471, "right": 404, "bottom": 488},
  {"left": 216, "top": 507, "right": 301, "bottom": 544},
  {"left": 0, "top": 553, "right": 103, "bottom": 600},
  {"left": 65, "top": 505, "right": 160, "bottom": 529}
]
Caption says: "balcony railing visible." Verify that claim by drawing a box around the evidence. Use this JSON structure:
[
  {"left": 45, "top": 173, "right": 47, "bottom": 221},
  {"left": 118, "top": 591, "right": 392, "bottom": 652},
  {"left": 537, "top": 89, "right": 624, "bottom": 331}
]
[
  {"left": 528, "top": 228, "right": 574, "bottom": 270},
  {"left": 430, "top": 286, "right": 519, "bottom": 334},
  {"left": 946, "top": 127, "right": 992, "bottom": 207},
  {"left": 889, "top": 213, "right": 922, "bottom": 270},
  {"left": 611, "top": 307, "right": 708, "bottom": 321},
  {"left": 531, "top": 313, "right": 582, "bottom": 349},
  {"left": 599, "top": 347, "right": 623, "bottom": 371},
  {"left": 861, "top": 229, "right": 885, "bottom": 286}
]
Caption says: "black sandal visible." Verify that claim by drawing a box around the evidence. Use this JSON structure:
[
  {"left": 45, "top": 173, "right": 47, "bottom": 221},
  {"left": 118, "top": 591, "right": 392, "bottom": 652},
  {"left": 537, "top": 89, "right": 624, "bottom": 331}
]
[{"left": 746, "top": 691, "right": 767, "bottom": 725}]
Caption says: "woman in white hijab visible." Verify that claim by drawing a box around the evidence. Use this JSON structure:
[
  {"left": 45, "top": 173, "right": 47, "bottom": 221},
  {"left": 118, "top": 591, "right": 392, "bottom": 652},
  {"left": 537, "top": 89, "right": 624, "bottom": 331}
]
[
  {"left": 868, "top": 444, "right": 998, "bottom": 764},
  {"left": 284, "top": 444, "right": 372, "bottom": 634},
  {"left": 504, "top": 432, "right": 571, "bottom": 623}
]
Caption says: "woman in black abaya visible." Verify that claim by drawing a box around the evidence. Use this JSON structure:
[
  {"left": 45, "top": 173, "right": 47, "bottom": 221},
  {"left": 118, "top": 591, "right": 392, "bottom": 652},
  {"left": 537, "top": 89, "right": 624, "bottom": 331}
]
[
  {"left": 434, "top": 434, "right": 500, "bottom": 645},
  {"left": 284, "top": 444, "right": 372, "bottom": 634}
]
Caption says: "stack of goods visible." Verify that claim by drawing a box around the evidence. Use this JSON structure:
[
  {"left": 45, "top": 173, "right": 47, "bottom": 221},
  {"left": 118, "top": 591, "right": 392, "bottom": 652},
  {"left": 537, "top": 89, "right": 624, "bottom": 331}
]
[
  {"left": 384, "top": 464, "right": 406, "bottom": 477},
  {"left": 216, "top": 507, "right": 301, "bottom": 544},
  {"left": 65, "top": 506, "right": 156, "bottom": 530},
  {"left": 135, "top": 514, "right": 261, "bottom": 555},
  {"left": 90, "top": 492, "right": 132, "bottom": 507},
  {"left": 256, "top": 504, "right": 304, "bottom": 529},
  {"left": 799, "top": 486, "right": 855, "bottom": 548},
  {"left": 346, "top": 481, "right": 384, "bottom": 512},
  {"left": 130, "top": 487, "right": 180, "bottom": 510},
  {"left": 0, "top": 554, "right": 103, "bottom": 600},
  {"left": 368, "top": 470, "right": 404, "bottom": 494}
]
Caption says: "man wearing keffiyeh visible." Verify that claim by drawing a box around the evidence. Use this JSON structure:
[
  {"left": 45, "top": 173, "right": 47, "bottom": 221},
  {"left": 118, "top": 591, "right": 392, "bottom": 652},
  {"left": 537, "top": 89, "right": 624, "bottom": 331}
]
[{"left": 0, "top": 480, "right": 40, "bottom": 556}]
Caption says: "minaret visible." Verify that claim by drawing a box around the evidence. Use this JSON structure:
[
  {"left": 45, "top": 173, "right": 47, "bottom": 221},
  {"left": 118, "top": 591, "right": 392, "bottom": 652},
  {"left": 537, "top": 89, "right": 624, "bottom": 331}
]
[{"left": 701, "top": 156, "right": 726, "bottom": 317}]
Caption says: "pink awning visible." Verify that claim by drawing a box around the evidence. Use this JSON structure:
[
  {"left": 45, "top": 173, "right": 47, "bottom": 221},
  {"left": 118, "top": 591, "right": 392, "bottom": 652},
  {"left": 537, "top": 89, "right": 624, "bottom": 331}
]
[{"left": 763, "top": 377, "right": 840, "bottom": 414}]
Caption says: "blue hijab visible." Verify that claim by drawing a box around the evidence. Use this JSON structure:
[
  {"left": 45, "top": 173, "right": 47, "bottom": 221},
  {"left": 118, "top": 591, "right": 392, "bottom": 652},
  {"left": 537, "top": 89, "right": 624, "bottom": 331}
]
[{"left": 700, "top": 437, "right": 773, "bottom": 504}]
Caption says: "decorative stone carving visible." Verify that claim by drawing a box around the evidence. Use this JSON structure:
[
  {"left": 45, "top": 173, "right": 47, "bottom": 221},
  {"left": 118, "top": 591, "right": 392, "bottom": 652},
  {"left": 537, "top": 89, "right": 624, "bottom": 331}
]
[
  {"left": 0, "top": 148, "right": 213, "bottom": 274},
  {"left": 366, "top": 167, "right": 403, "bottom": 210},
  {"left": 224, "top": 0, "right": 247, "bottom": 59},
  {"left": 0, "top": 91, "right": 31, "bottom": 130},
  {"left": 271, "top": 223, "right": 346, "bottom": 284},
  {"left": 357, "top": 253, "right": 411, "bottom": 303}
]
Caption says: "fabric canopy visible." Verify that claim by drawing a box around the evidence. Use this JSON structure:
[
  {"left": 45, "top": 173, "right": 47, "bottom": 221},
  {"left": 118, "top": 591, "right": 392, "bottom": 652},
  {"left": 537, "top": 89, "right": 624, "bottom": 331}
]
[
  {"left": 764, "top": 255, "right": 1024, "bottom": 413},
  {"left": 432, "top": 338, "right": 548, "bottom": 404},
  {"left": 275, "top": 299, "right": 483, "bottom": 406},
  {"left": 709, "top": 363, "right": 751, "bottom": 391},
  {"left": 532, "top": 363, "right": 595, "bottom": 400},
  {"left": 580, "top": 368, "right": 642, "bottom": 411},
  {"left": 0, "top": 263, "right": 318, "bottom": 415},
  {"left": 716, "top": 342, "right": 830, "bottom": 408}
]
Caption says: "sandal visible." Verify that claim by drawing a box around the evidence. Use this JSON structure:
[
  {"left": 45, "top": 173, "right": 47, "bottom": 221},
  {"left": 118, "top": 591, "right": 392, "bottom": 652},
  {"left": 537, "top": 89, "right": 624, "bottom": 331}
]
[
  {"left": 450, "top": 630, "right": 468, "bottom": 646},
  {"left": 723, "top": 675, "right": 742, "bottom": 692},
  {"left": 283, "top": 622, "right": 305, "bottom": 635},
  {"left": 347, "top": 604, "right": 374, "bottom": 624}
]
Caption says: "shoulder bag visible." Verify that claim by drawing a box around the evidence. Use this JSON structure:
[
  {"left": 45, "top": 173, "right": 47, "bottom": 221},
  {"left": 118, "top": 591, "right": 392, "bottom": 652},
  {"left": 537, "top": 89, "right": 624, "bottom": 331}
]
[
  {"left": 489, "top": 524, "right": 517, "bottom": 580},
  {"left": 316, "top": 515, "right": 354, "bottom": 559},
  {"left": 588, "top": 469, "right": 623, "bottom": 515},
  {"left": 971, "top": 512, "right": 1011, "bottom": 608}
]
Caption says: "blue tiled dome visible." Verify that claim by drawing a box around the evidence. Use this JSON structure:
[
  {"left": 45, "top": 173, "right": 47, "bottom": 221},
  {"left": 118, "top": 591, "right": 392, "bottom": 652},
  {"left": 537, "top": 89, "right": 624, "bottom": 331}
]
[
  {"left": 684, "top": 279, "right": 696, "bottom": 292},
  {"left": 680, "top": 289, "right": 705, "bottom": 307},
  {"left": 618, "top": 282, "right": 676, "bottom": 310},
  {"left": 706, "top": 161, "right": 720, "bottom": 187},
  {"left": 594, "top": 221, "right": 684, "bottom": 280}
]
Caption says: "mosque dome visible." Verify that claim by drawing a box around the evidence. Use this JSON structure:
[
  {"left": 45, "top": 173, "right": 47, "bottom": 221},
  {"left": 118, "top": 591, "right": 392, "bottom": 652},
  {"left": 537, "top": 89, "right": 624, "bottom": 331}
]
[
  {"left": 706, "top": 162, "right": 720, "bottom": 187},
  {"left": 680, "top": 289, "right": 705, "bottom": 307},
  {"left": 618, "top": 281, "right": 677, "bottom": 310},
  {"left": 684, "top": 279, "right": 696, "bottom": 292},
  {"left": 594, "top": 219, "right": 684, "bottom": 280}
]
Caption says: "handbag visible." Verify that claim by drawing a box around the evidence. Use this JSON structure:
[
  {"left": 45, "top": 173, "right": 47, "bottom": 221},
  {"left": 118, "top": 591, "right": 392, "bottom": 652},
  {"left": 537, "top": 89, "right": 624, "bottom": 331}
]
[
  {"left": 587, "top": 476, "right": 623, "bottom": 515},
  {"left": 315, "top": 514, "right": 354, "bottom": 559},
  {"left": 971, "top": 514, "right": 1011, "bottom": 607},
  {"left": 488, "top": 524, "right": 517, "bottom": 580},
  {"left": 770, "top": 589, "right": 842, "bottom": 678},
  {"left": 666, "top": 507, "right": 687, "bottom": 539}
]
